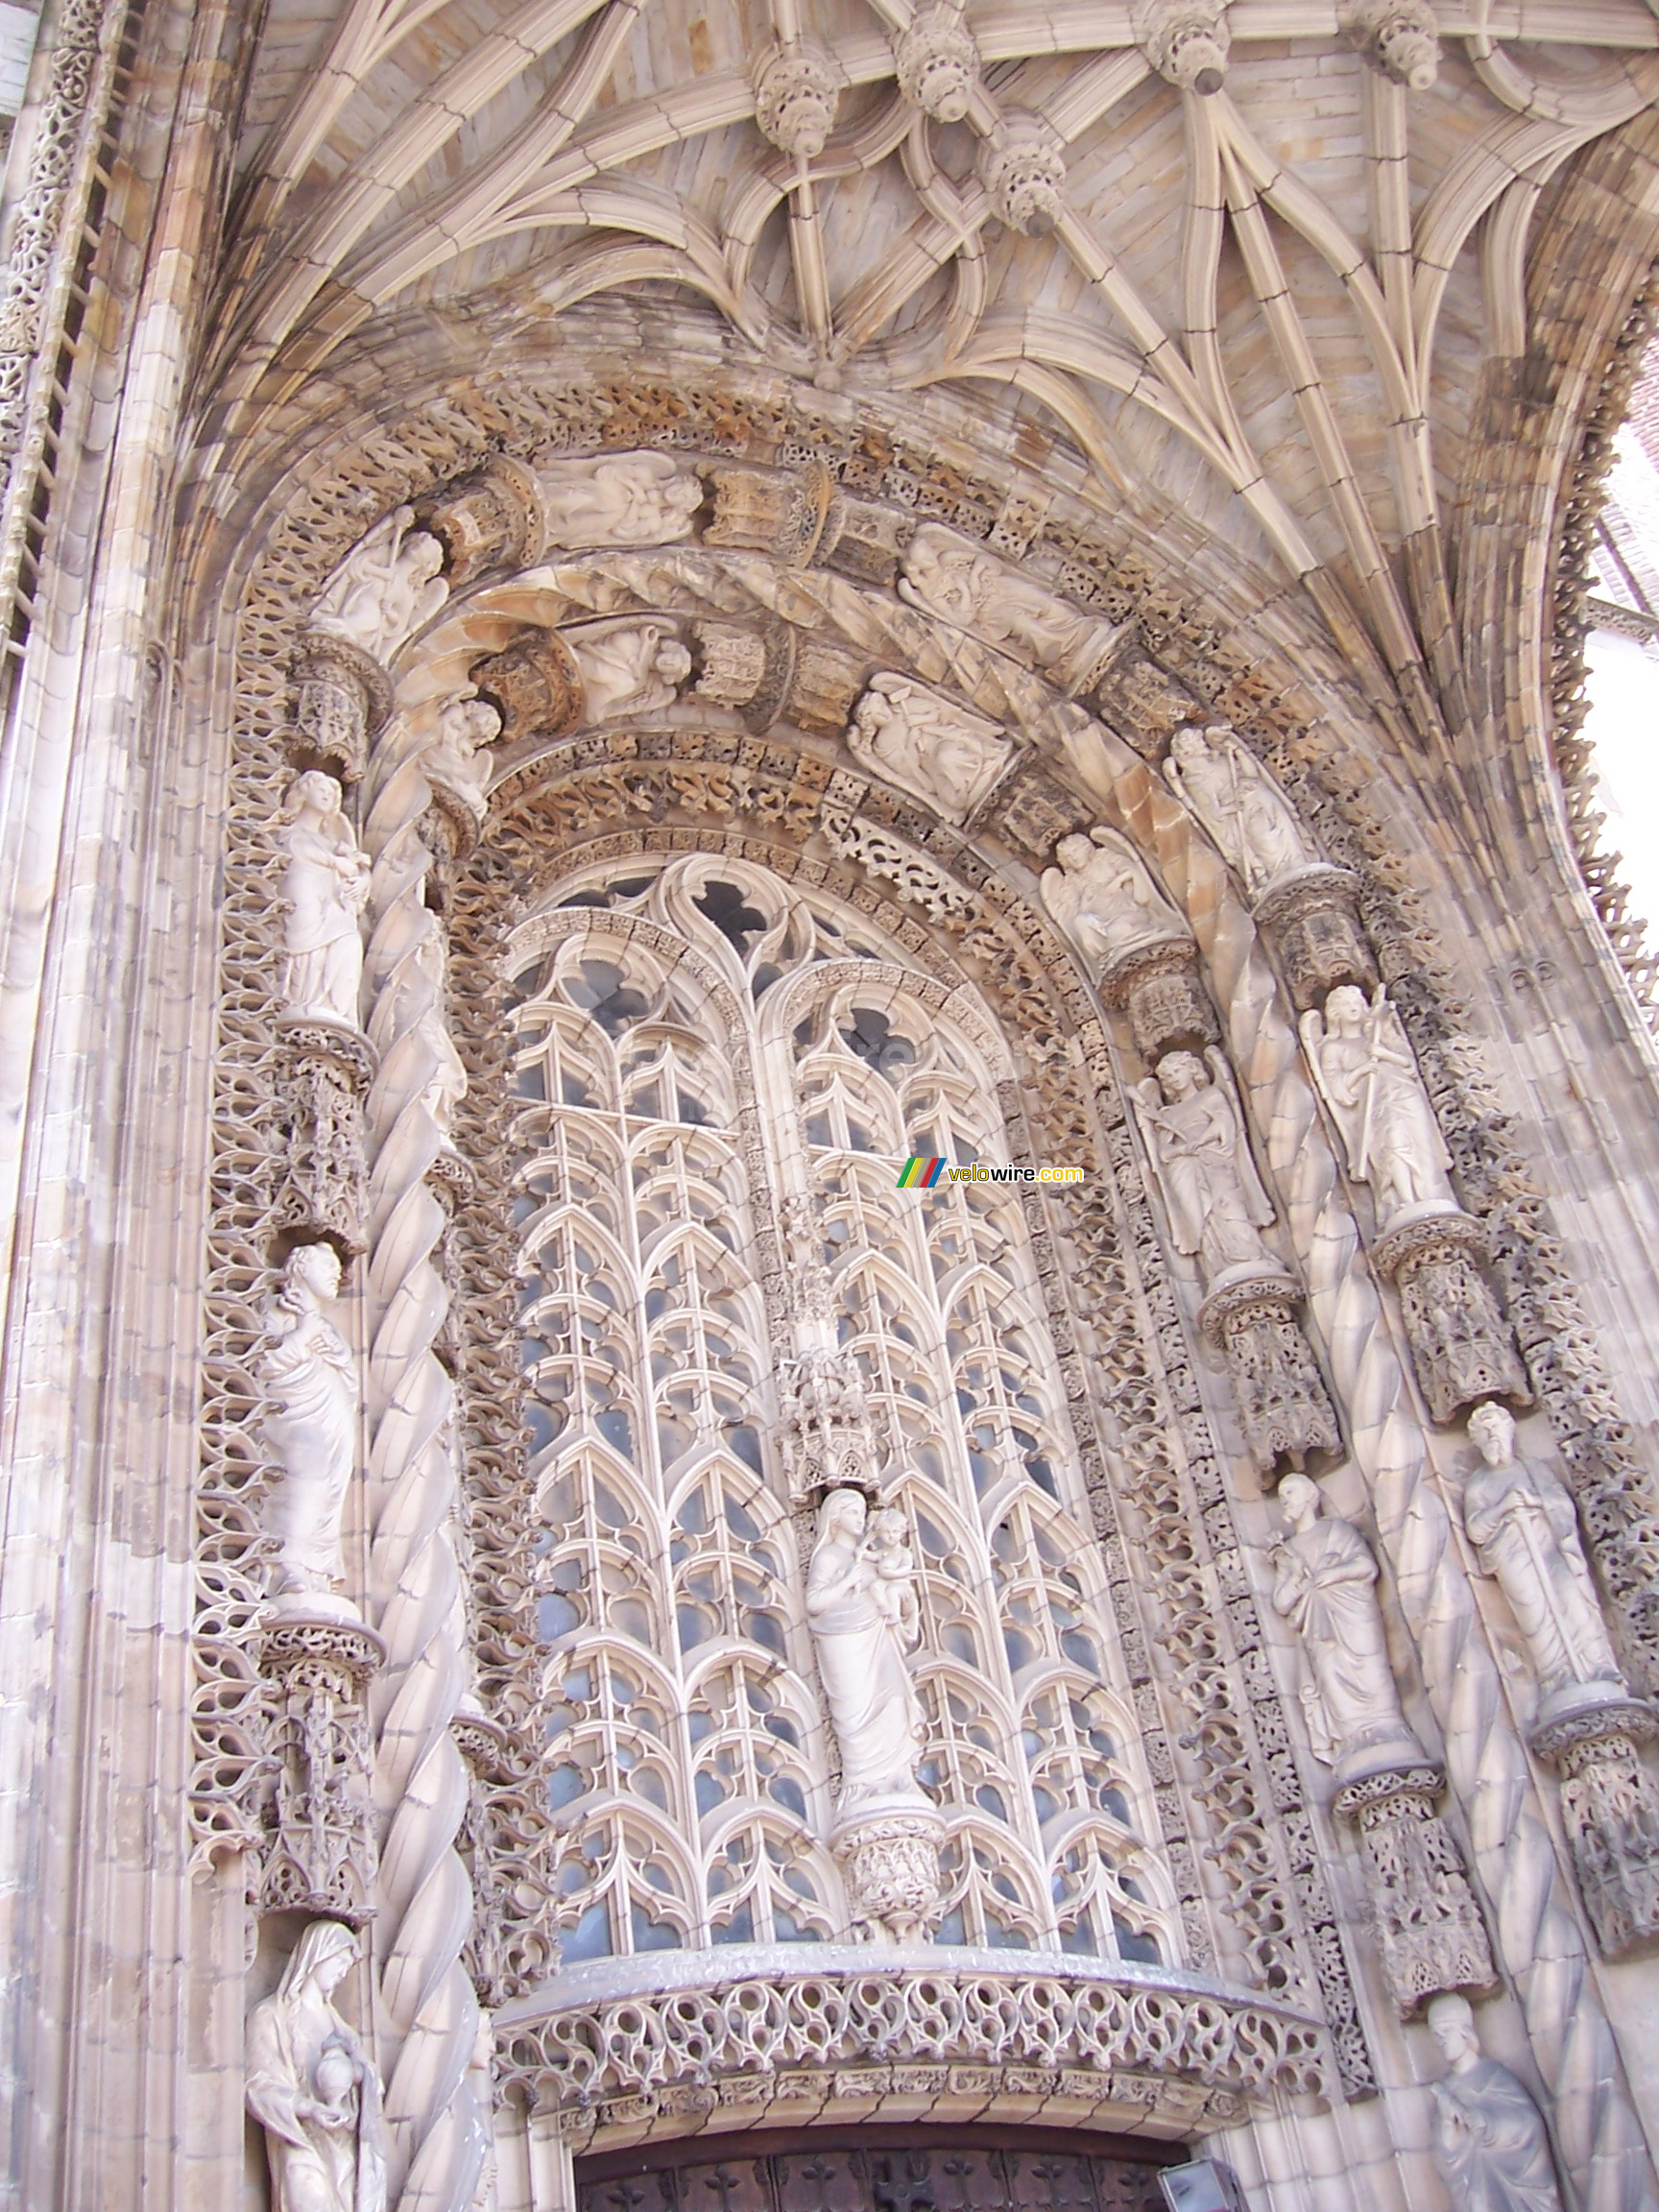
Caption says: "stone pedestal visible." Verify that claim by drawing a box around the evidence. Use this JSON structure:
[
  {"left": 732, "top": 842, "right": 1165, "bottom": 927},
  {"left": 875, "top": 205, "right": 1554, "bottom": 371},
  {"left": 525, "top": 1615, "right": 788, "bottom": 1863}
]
[
  {"left": 1082, "top": 638, "right": 1200, "bottom": 757},
  {"left": 455, "top": 1713, "right": 561, "bottom": 2006},
  {"left": 1334, "top": 1764, "right": 1496, "bottom": 2014},
  {"left": 831, "top": 1795, "right": 946, "bottom": 1943},
  {"left": 274, "top": 1016, "right": 375, "bottom": 1255},
  {"left": 1252, "top": 865, "right": 1377, "bottom": 1011},
  {"left": 705, "top": 460, "right": 834, "bottom": 563},
  {"left": 470, "top": 626, "right": 584, "bottom": 742},
  {"left": 1371, "top": 1207, "right": 1529, "bottom": 1425},
  {"left": 290, "top": 633, "right": 393, "bottom": 783},
  {"left": 1531, "top": 1698, "right": 1659, "bottom": 1959},
  {"left": 420, "top": 453, "right": 545, "bottom": 588},
  {"left": 690, "top": 617, "right": 799, "bottom": 733},
  {"left": 1199, "top": 1268, "right": 1340, "bottom": 1479},
  {"left": 1102, "top": 935, "right": 1218, "bottom": 1062},
  {"left": 258, "top": 1612, "right": 384, "bottom": 1926}
]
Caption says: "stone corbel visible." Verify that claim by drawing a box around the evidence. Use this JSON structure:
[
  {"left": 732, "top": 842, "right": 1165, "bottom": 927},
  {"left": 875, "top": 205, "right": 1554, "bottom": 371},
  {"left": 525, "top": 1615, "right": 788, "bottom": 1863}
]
[
  {"left": 1102, "top": 936, "right": 1220, "bottom": 1063},
  {"left": 257, "top": 1613, "right": 385, "bottom": 1926},
  {"left": 1371, "top": 1209, "right": 1530, "bottom": 1426},
  {"left": 274, "top": 1018, "right": 377, "bottom": 1255},
  {"left": 1199, "top": 1268, "right": 1341, "bottom": 1479},
  {"left": 1334, "top": 1765, "right": 1498, "bottom": 2013},
  {"left": 1530, "top": 1700, "right": 1659, "bottom": 1959},
  {"left": 290, "top": 633, "right": 393, "bottom": 784},
  {"left": 833, "top": 1799, "right": 948, "bottom": 1944}
]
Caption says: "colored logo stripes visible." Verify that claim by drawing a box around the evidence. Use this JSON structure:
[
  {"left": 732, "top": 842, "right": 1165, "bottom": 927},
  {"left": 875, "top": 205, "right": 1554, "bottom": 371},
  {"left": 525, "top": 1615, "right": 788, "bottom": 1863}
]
[{"left": 895, "top": 1157, "right": 948, "bottom": 1188}]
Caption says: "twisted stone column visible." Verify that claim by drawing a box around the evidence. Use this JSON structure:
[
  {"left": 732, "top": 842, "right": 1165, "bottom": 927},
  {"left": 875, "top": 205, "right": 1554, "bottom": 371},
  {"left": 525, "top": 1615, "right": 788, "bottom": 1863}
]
[
  {"left": 361, "top": 714, "right": 485, "bottom": 2212},
  {"left": 1170, "top": 809, "right": 1657, "bottom": 2212}
]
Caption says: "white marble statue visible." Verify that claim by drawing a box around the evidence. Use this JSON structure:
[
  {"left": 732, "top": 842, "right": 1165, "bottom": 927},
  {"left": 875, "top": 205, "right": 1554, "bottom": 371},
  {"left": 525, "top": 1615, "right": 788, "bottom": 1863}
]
[
  {"left": 260, "top": 1244, "right": 360, "bottom": 1618},
  {"left": 1427, "top": 1995, "right": 1565, "bottom": 2212},
  {"left": 309, "top": 507, "right": 448, "bottom": 666},
  {"left": 246, "top": 1920, "right": 389, "bottom": 2212},
  {"left": 537, "top": 451, "right": 705, "bottom": 547},
  {"left": 421, "top": 689, "right": 502, "bottom": 821},
  {"left": 1134, "top": 1046, "right": 1278, "bottom": 1284},
  {"left": 848, "top": 672, "right": 1011, "bottom": 823},
  {"left": 569, "top": 620, "right": 694, "bottom": 724},
  {"left": 1300, "top": 983, "right": 1457, "bottom": 1228},
  {"left": 1040, "top": 826, "right": 1190, "bottom": 977},
  {"left": 1460, "top": 1403, "right": 1625, "bottom": 1719},
  {"left": 277, "top": 773, "right": 372, "bottom": 1027},
  {"left": 806, "top": 1488, "right": 927, "bottom": 1811},
  {"left": 1163, "top": 721, "right": 1319, "bottom": 897},
  {"left": 899, "top": 524, "right": 1116, "bottom": 682},
  {"left": 1271, "top": 1473, "right": 1429, "bottom": 1784}
]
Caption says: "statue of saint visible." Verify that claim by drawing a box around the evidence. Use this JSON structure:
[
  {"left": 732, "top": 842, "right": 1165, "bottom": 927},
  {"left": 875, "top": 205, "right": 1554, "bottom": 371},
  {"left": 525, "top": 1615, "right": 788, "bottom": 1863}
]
[
  {"left": 260, "top": 1244, "right": 359, "bottom": 1617},
  {"left": 1460, "top": 1403, "right": 1625, "bottom": 1719},
  {"left": 1427, "top": 1995, "right": 1565, "bottom": 2212},
  {"left": 806, "top": 1488, "right": 927, "bottom": 1812},
  {"left": 246, "top": 1920, "right": 389, "bottom": 2212},
  {"left": 1040, "top": 826, "right": 1190, "bottom": 978},
  {"left": 309, "top": 507, "right": 448, "bottom": 666},
  {"left": 1163, "top": 722, "right": 1319, "bottom": 897},
  {"left": 899, "top": 524, "right": 1117, "bottom": 682},
  {"left": 848, "top": 672, "right": 1011, "bottom": 823},
  {"left": 1271, "top": 1473, "right": 1429, "bottom": 1784},
  {"left": 421, "top": 690, "right": 501, "bottom": 823},
  {"left": 1300, "top": 984, "right": 1457, "bottom": 1228},
  {"left": 1134, "top": 1046, "right": 1278, "bottom": 1284},
  {"left": 277, "top": 773, "right": 371, "bottom": 1028},
  {"left": 537, "top": 451, "right": 705, "bottom": 547},
  {"left": 568, "top": 620, "right": 694, "bottom": 725}
]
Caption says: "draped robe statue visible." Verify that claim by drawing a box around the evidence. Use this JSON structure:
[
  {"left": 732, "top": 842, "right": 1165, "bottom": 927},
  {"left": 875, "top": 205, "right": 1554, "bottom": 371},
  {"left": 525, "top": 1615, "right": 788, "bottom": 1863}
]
[
  {"left": 309, "top": 508, "right": 448, "bottom": 665},
  {"left": 568, "top": 620, "right": 694, "bottom": 724},
  {"left": 898, "top": 524, "right": 1117, "bottom": 681},
  {"left": 247, "top": 1920, "right": 388, "bottom": 2212},
  {"left": 1134, "top": 1047, "right": 1278, "bottom": 1284},
  {"left": 260, "top": 1243, "right": 359, "bottom": 1617},
  {"left": 1163, "top": 721, "right": 1319, "bottom": 897},
  {"left": 1460, "top": 1402, "right": 1625, "bottom": 1719},
  {"left": 277, "top": 773, "right": 371, "bottom": 1027},
  {"left": 1301, "top": 984, "right": 1456, "bottom": 1228},
  {"left": 1271, "top": 1473, "right": 1429, "bottom": 1784},
  {"left": 805, "top": 1487, "right": 927, "bottom": 1812},
  {"left": 1040, "top": 827, "right": 1189, "bottom": 979},
  {"left": 1427, "top": 1995, "right": 1565, "bottom": 2212},
  {"left": 848, "top": 672, "right": 1011, "bottom": 823}
]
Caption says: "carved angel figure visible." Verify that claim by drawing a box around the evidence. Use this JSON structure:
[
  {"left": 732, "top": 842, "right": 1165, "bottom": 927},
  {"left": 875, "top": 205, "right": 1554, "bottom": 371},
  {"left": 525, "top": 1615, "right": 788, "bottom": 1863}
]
[
  {"left": 899, "top": 524, "right": 1117, "bottom": 682},
  {"left": 309, "top": 507, "right": 448, "bottom": 666},
  {"left": 848, "top": 672, "right": 1012, "bottom": 823},
  {"left": 246, "top": 1920, "right": 388, "bottom": 2212},
  {"left": 537, "top": 451, "right": 705, "bottom": 547},
  {"left": 260, "top": 1244, "right": 359, "bottom": 1616},
  {"left": 1163, "top": 722, "right": 1319, "bottom": 897},
  {"left": 806, "top": 1488, "right": 927, "bottom": 1811},
  {"left": 1040, "top": 826, "right": 1190, "bottom": 978},
  {"left": 1427, "top": 1995, "right": 1565, "bottom": 2212},
  {"left": 1300, "top": 984, "right": 1456, "bottom": 1228},
  {"left": 1134, "top": 1047, "right": 1277, "bottom": 1284},
  {"left": 421, "top": 690, "right": 502, "bottom": 822},
  {"left": 568, "top": 620, "right": 694, "bottom": 725},
  {"left": 1460, "top": 1403, "right": 1625, "bottom": 1719},
  {"left": 278, "top": 772, "right": 372, "bottom": 1027},
  {"left": 1271, "top": 1473, "right": 1430, "bottom": 1785}
]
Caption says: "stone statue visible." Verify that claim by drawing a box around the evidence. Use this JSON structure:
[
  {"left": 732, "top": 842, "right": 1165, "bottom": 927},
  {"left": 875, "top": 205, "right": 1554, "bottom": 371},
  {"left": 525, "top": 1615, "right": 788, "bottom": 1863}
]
[
  {"left": 1301, "top": 984, "right": 1457, "bottom": 1228},
  {"left": 898, "top": 524, "right": 1115, "bottom": 682},
  {"left": 309, "top": 507, "right": 448, "bottom": 666},
  {"left": 277, "top": 773, "right": 372, "bottom": 1028},
  {"left": 1271, "top": 1473, "right": 1429, "bottom": 1784},
  {"left": 805, "top": 1487, "right": 927, "bottom": 1810},
  {"left": 1163, "top": 721, "right": 1319, "bottom": 897},
  {"left": 260, "top": 1244, "right": 360, "bottom": 1619},
  {"left": 246, "top": 1919, "right": 389, "bottom": 2212},
  {"left": 421, "top": 689, "right": 501, "bottom": 821},
  {"left": 537, "top": 451, "right": 705, "bottom": 547},
  {"left": 1427, "top": 1995, "right": 1565, "bottom": 2212},
  {"left": 848, "top": 672, "right": 1011, "bottom": 823},
  {"left": 1040, "top": 826, "right": 1190, "bottom": 977},
  {"left": 1460, "top": 1403, "right": 1625, "bottom": 1719},
  {"left": 568, "top": 620, "right": 694, "bottom": 725},
  {"left": 1134, "top": 1046, "right": 1278, "bottom": 1284}
]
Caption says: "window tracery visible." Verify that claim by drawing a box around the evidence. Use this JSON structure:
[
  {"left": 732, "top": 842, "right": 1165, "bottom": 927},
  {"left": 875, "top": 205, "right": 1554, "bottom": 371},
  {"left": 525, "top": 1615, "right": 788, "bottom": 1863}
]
[{"left": 506, "top": 856, "right": 1170, "bottom": 1964}]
